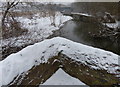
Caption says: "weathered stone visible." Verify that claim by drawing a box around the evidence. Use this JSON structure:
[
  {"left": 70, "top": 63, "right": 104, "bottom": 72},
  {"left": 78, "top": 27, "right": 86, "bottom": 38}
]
[{"left": 8, "top": 53, "right": 119, "bottom": 86}]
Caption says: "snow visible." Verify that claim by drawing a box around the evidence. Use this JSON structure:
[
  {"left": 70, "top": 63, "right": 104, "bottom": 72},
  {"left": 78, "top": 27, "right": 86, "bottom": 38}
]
[
  {"left": 34, "top": 1, "right": 74, "bottom": 5},
  {"left": 0, "top": 37, "right": 119, "bottom": 86},
  {"left": 118, "top": 21, "right": 120, "bottom": 28},
  {"left": 42, "top": 68, "right": 87, "bottom": 85},
  {"left": 71, "top": 12, "right": 92, "bottom": 17},
  {"left": 103, "top": 22, "right": 119, "bottom": 28},
  {"left": 1, "top": 12, "right": 72, "bottom": 47}
]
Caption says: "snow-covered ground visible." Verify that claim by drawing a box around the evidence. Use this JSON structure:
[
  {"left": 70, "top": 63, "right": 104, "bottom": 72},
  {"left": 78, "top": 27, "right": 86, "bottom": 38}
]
[
  {"left": 0, "top": 37, "right": 119, "bottom": 86},
  {"left": 1, "top": 12, "right": 72, "bottom": 47},
  {"left": 42, "top": 68, "right": 87, "bottom": 85}
]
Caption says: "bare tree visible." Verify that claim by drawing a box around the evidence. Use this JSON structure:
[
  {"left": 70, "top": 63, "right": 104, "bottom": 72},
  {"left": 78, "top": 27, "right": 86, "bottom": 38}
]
[
  {"left": 47, "top": 3, "right": 56, "bottom": 27},
  {"left": 2, "top": 0, "right": 19, "bottom": 30}
]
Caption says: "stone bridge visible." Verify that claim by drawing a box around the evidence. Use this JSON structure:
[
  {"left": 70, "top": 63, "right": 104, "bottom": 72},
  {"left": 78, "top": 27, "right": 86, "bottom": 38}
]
[
  {"left": 1, "top": 37, "right": 119, "bottom": 87},
  {"left": 9, "top": 53, "right": 119, "bottom": 87}
]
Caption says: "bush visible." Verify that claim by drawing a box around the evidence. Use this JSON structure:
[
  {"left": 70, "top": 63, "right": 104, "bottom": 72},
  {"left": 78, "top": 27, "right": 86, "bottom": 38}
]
[{"left": 2, "top": 16, "right": 28, "bottom": 39}]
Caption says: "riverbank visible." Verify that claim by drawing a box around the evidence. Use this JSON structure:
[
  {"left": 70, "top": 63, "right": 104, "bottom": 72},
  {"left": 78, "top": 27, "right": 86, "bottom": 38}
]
[{"left": 1, "top": 12, "right": 72, "bottom": 60}]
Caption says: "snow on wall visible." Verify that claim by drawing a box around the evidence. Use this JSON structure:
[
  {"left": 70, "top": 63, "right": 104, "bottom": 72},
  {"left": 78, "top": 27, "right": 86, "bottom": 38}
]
[{"left": 0, "top": 37, "right": 119, "bottom": 86}]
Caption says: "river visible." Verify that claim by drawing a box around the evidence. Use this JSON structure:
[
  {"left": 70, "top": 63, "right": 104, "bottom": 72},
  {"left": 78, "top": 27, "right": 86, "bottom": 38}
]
[
  {"left": 59, "top": 20, "right": 119, "bottom": 55},
  {"left": 58, "top": 2, "right": 120, "bottom": 55}
]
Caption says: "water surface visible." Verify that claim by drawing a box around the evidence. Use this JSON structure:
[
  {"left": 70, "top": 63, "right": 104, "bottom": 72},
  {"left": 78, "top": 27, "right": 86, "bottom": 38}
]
[{"left": 59, "top": 20, "right": 119, "bottom": 55}]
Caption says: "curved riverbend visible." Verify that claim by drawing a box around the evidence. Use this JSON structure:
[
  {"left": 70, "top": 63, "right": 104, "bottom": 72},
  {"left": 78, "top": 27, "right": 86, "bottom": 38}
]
[{"left": 59, "top": 20, "right": 119, "bottom": 55}]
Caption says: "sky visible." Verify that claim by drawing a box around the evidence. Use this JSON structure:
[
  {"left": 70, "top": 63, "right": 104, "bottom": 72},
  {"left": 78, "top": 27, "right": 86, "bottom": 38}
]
[
  {"left": 0, "top": 0, "right": 119, "bottom": 2},
  {"left": 75, "top": 0, "right": 119, "bottom": 2}
]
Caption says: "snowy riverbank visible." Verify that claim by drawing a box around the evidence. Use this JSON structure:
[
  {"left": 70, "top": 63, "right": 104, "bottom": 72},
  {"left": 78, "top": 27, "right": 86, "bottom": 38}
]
[
  {"left": 1, "top": 12, "right": 72, "bottom": 47},
  {"left": 1, "top": 12, "right": 72, "bottom": 59},
  {"left": 0, "top": 37, "right": 119, "bottom": 86}
]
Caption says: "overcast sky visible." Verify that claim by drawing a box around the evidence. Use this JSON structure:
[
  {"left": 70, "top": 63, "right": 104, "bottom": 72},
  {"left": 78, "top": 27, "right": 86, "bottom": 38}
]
[
  {"left": 75, "top": 0, "right": 119, "bottom": 2},
  {"left": 0, "top": 0, "right": 119, "bottom": 2}
]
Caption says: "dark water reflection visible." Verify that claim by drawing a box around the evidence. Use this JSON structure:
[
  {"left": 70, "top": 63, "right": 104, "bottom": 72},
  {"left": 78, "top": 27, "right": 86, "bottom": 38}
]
[
  {"left": 60, "top": 21, "right": 119, "bottom": 55},
  {"left": 59, "top": 2, "right": 119, "bottom": 55}
]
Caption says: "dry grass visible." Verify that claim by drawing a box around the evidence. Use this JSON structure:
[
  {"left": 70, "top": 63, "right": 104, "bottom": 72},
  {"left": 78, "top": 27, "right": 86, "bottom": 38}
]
[
  {"left": 11, "top": 11, "right": 36, "bottom": 17},
  {"left": 10, "top": 10, "right": 56, "bottom": 18}
]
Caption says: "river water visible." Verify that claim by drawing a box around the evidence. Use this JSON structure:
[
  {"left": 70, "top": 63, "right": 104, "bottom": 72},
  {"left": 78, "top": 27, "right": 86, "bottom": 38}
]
[
  {"left": 60, "top": 21, "right": 119, "bottom": 55},
  {"left": 58, "top": 2, "right": 120, "bottom": 55}
]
